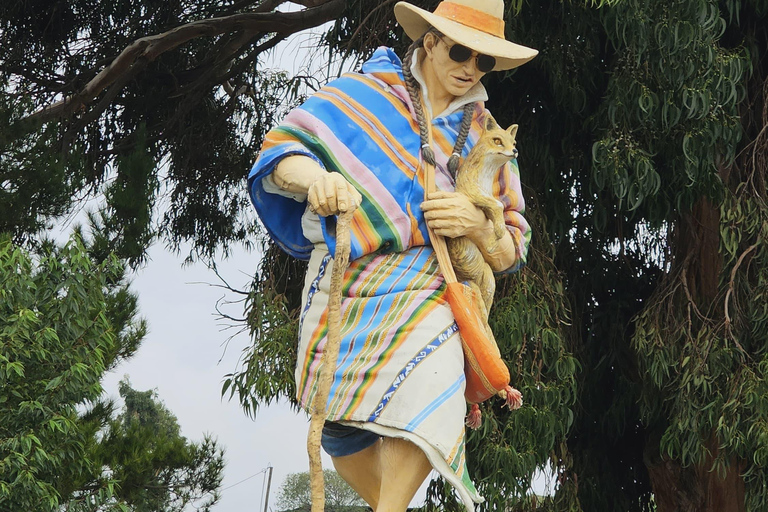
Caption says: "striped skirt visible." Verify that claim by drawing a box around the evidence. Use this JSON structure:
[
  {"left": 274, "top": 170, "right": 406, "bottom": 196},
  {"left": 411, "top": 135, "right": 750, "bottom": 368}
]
[{"left": 297, "top": 244, "right": 483, "bottom": 509}]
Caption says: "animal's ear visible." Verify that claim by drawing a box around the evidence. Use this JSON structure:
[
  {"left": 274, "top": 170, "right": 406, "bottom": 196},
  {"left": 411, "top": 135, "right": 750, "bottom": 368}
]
[
  {"left": 484, "top": 115, "right": 499, "bottom": 132},
  {"left": 507, "top": 124, "right": 519, "bottom": 138}
]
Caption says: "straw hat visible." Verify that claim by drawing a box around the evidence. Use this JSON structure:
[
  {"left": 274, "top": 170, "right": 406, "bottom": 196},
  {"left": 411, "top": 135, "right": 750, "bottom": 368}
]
[{"left": 394, "top": 0, "right": 538, "bottom": 71}]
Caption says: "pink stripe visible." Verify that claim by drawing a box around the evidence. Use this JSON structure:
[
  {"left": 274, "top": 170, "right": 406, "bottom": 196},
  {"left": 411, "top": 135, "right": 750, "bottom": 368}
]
[
  {"left": 286, "top": 109, "right": 413, "bottom": 242},
  {"left": 329, "top": 288, "right": 441, "bottom": 414}
]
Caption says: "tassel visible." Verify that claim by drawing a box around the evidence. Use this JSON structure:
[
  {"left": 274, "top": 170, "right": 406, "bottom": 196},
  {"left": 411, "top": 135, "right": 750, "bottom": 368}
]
[
  {"left": 499, "top": 385, "right": 523, "bottom": 410},
  {"left": 447, "top": 153, "right": 461, "bottom": 177},
  {"left": 421, "top": 145, "right": 436, "bottom": 166},
  {"left": 465, "top": 403, "right": 482, "bottom": 429}
]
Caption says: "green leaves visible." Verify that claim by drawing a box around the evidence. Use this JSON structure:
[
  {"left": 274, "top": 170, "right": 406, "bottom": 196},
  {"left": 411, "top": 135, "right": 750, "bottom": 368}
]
[
  {"left": 82, "top": 378, "right": 225, "bottom": 512},
  {"left": 593, "top": 0, "right": 747, "bottom": 218},
  {"left": 276, "top": 470, "right": 365, "bottom": 511},
  {"left": 0, "top": 235, "right": 224, "bottom": 511},
  {"left": 0, "top": 235, "right": 118, "bottom": 510},
  {"left": 0, "top": 234, "right": 157, "bottom": 511}
]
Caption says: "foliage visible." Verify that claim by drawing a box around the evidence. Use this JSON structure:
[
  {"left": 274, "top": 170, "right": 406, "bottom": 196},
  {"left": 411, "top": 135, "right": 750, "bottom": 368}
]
[
  {"left": 222, "top": 241, "right": 307, "bottom": 416},
  {"left": 0, "top": 234, "right": 131, "bottom": 510},
  {"left": 275, "top": 470, "right": 365, "bottom": 512},
  {"left": 68, "top": 378, "right": 225, "bottom": 512},
  {"left": 0, "top": 0, "right": 334, "bottom": 261},
  {"left": 0, "top": 235, "right": 224, "bottom": 511}
]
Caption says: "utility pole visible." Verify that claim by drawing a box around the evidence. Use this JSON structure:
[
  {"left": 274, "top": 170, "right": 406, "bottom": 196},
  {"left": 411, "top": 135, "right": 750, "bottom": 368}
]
[{"left": 263, "top": 465, "right": 273, "bottom": 512}]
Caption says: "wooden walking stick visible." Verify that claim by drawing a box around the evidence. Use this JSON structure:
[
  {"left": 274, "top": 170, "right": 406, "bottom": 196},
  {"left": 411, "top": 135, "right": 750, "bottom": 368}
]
[{"left": 307, "top": 205, "right": 356, "bottom": 512}]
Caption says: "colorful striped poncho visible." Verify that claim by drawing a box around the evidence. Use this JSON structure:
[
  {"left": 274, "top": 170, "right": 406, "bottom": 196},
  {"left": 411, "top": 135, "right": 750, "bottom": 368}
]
[{"left": 248, "top": 47, "right": 530, "bottom": 510}]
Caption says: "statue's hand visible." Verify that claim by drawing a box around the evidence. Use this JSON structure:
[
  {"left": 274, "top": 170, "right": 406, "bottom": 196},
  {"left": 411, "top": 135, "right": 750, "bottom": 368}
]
[
  {"left": 272, "top": 155, "right": 361, "bottom": 217},
  {"left": 422, "top": 190, "right": 489, "bottom": 240},
  {"left": 308, "top": 172, "right": 362, "bottom": 217}
]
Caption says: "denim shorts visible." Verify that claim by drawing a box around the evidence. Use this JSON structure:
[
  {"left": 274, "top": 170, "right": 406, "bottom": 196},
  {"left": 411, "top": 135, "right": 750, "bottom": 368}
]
[{"left": 321, "top": 421, "right": 381, "bottom": 457}]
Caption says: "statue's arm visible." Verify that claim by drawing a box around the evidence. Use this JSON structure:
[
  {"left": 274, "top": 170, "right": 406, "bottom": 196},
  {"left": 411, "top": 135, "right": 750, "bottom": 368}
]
[
  {"left": 472, "top": 223, "right": 518, "bottom": 272},
  {"left": 272, "top": 155, "right": 326, "bottom": 194}
]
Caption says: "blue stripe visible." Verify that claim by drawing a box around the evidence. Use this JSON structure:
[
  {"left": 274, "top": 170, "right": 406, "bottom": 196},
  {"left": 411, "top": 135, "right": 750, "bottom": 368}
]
[
  {"left": 405, "top": 373, "right": 465, "bottom": 432},
  {"left": 367, "top": 322, "right": 459, "bottom": 421},
  {"left": 324, "top": 78, "right": 419, "bottom": 173},
  {"left": 329, "top": 293, "right": 400, "bottom": 402},
  {"left": 303, "top": 82, "right": 420, "bottom": 180},
  {"left": 326, "top": 248, "right": 441, "bottom": 409},
  {"left": 299, "top": 253, "right": 332, "bottom": 334},
  {"left": 361, "top": 47, "right": 404, "bottom": 75}
]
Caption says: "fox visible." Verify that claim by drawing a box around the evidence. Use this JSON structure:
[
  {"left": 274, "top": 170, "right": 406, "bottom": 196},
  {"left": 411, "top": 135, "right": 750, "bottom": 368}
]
[{"left": 447, "top": 114, "right": 519, "bottom": 317}]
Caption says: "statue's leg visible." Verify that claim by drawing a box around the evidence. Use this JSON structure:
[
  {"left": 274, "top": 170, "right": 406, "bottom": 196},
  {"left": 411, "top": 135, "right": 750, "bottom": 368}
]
[
  {"left": 332, "top": 436, "right": 432, "bottom": 512},
  {"left": 331, "top": 440, "right": 383, "bottom": 509},
  {"left": 376, "top": 437, "right": 433, "bottom": 512}
]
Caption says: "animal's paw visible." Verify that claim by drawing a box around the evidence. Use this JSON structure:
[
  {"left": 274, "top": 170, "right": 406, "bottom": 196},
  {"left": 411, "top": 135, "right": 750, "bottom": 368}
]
[{"left": 493, "top": 223, "right": 507, "bottom": 241}]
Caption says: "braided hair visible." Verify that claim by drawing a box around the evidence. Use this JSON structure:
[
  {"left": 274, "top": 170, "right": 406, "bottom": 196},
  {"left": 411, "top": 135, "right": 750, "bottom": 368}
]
[{"left": 401, "top": 29, "right": 477, "bottom": 178}]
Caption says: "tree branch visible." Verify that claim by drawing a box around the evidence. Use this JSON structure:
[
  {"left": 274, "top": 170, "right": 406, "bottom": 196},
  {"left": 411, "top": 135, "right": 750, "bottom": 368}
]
[
  {"left": 724, "top": 243, "right": 758, "bottom": 341},
  {"left": 27, "top": 0, "right": 344, "bottom": 122}
]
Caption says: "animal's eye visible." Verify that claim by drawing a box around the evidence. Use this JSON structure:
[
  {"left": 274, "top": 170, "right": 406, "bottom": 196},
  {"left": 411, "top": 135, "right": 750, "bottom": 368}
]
[{"left": 493, "top": 137, "right": 503, "bottom": 146}]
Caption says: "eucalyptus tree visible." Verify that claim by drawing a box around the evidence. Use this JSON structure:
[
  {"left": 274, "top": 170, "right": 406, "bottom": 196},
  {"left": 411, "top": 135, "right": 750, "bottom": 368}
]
[
  {"left": 0, "top": 234, "right": 144, "bottom": 510},
  {"left": 0, "top": 0, "right": 343, "bottom": 262},
  {"left": 2, "top": 0, "right": 768, "bottom": 511}
]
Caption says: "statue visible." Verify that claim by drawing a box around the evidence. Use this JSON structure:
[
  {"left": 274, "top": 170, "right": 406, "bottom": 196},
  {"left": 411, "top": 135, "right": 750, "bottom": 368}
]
[{"left": 247, "top": 1, "right": 537, "bottom": 510}]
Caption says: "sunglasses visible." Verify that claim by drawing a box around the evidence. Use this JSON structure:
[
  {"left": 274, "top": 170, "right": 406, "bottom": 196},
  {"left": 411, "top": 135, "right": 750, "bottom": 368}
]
[{"left": 436, "top": 35, "right": 497, "bottom": 73}]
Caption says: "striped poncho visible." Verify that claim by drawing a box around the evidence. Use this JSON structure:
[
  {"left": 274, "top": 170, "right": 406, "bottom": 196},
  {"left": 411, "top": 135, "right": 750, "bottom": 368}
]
[{"left": 248, "top": 47, "right": 530, "bottom": 510}]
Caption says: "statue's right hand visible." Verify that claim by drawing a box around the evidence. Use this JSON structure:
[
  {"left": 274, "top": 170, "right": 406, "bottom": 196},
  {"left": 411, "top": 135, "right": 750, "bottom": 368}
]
[{"left": 307, "top": 173, "right": 362, "bottom": 217}]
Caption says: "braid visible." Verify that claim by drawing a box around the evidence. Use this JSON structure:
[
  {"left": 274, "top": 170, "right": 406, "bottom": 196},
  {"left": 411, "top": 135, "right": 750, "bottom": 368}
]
[
  {"left": 402, "top": 34, "right": 436, "bottom": 166},
  {"left": 402, "top": 29, "right": 475, "bottom": 174},
  {"left": 447, "top": 103, "right": 476, "bottom": 177}
]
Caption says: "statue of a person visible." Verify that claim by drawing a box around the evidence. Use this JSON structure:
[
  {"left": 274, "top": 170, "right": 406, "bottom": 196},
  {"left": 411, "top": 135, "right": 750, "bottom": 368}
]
[{"left": 248, "top": 1, "right": 537, "bottom": 510}]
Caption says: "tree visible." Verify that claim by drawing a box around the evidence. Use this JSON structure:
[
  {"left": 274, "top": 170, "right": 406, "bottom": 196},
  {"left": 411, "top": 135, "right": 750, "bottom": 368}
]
[
  {"left": 70, "top": 378, "right": 225, "bottom": 512},
  {"left": 0, "top": 235, "right": 224, "bottom": 511},
  {"left": 0, "top": 234, "right": 142, "bottom": 511},
  {"left": 3, "top": 0, "right": 768, "bottom": 511},
  {"left": 275, "top": 470, "right": 365, "bottom": 512},
  {"left": 0, "top": 0, "right": 344, "bottom": 263}
]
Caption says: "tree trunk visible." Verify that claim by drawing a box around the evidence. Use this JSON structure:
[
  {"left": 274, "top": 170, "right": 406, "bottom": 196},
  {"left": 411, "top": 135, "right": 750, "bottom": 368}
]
[
  {"left": 645, "top": 196, "right": 745, "bottom": 512},
  {"left": 646, "top": 442, "right": 745, "bottom": 512}
]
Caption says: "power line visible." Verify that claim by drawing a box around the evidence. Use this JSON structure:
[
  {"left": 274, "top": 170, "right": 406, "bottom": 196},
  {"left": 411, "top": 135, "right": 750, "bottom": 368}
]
[{"left": 220, "top": 467, "right": 268, "bottom": 492}]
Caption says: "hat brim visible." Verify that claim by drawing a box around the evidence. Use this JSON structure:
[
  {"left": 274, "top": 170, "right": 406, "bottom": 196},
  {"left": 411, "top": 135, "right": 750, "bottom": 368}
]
[{"left": 394, "top": 2, "right": 538, "bottom": 71}]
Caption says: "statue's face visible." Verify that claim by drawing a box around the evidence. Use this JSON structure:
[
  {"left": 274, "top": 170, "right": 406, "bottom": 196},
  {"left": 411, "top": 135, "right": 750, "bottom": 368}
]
[{"left": 422, "top": 33, "right": 486, "bottom": 99}]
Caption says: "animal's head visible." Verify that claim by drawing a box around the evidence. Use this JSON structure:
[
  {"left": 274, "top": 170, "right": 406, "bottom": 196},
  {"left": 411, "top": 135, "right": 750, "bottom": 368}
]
[{"left": 478, "top": 115, "right": 519, "bottom": 163}]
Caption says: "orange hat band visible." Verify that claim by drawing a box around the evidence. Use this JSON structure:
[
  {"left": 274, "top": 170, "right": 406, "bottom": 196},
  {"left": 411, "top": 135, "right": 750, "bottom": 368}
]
[{"left": 433, "top": 2, "right": 506, "bottom": 38}]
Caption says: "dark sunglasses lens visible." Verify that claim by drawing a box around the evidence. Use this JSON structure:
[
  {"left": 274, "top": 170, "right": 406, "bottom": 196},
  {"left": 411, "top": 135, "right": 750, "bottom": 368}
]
[
  {"left": 477, "top": 54, "right": 496, "bottom": 72},
  {"left": 448, "top": 44, "right": 472, "bottom": 63}
]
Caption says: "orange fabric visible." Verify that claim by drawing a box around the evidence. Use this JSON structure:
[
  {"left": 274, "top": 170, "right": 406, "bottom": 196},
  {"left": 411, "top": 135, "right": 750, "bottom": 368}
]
[
  {"left": 434, "top": 2, "right": 506, "bottom": 38},
  {"left": 445, "top": 283, "right": 510, "bottom": 404}
]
